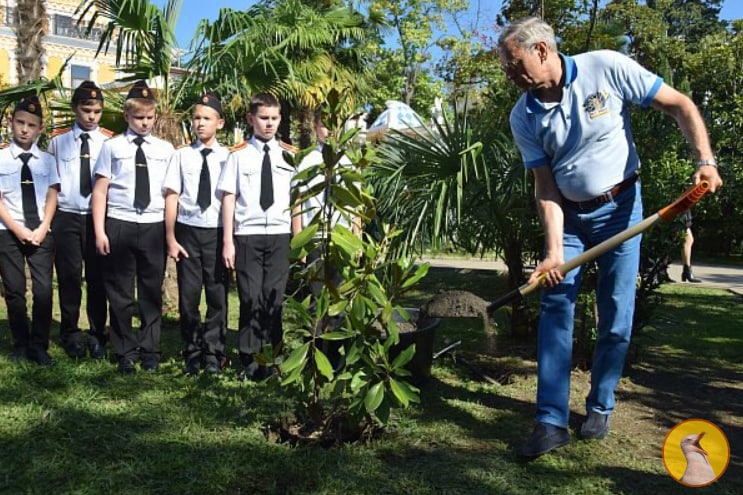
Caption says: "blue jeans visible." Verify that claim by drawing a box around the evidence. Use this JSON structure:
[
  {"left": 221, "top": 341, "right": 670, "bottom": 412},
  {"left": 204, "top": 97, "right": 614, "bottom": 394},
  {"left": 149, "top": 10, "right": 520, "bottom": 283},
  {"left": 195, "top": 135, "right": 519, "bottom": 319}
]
[{"left": 536, "top": 182, "right": 643, "bottom": 428}]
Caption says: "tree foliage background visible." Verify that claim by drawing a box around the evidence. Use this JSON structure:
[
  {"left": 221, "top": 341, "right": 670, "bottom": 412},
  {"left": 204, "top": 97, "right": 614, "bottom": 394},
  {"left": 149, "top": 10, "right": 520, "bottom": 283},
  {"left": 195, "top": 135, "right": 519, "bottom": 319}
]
[{"left": 2, "top": 0, "right": 740, "bottom": 336}]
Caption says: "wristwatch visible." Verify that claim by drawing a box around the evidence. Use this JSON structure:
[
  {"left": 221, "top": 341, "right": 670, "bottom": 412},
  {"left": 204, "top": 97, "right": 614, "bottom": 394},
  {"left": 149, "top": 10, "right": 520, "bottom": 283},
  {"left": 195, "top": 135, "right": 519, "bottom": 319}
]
[{"left": 697, "top": 159, "right": 717, "bottom": 168}]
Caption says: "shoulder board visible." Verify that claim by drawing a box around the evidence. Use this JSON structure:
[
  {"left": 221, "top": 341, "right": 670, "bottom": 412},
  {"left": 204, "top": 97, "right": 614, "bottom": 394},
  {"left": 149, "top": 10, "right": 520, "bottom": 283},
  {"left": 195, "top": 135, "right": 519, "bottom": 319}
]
[
  {"left": 50, "top": 127, "right": 71, "bottom": 138},
  {"left": 279, "top": 141, "right": 298, "bottom": 153},
  {"left": 229, "top": 141, "right": 247, "bottom": 152},
  {"left": 99, "top": 127, "right": 115, "bottom": 138},
  {"left": 0, "top": 142, "right": 8, "bottom": 149}
]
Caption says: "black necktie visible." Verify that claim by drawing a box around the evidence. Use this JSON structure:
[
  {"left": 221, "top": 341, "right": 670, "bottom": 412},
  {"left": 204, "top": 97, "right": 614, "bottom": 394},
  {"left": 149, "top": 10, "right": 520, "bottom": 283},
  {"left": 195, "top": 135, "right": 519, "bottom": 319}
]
[
  {"left": 133, "top": 136, "right": 150, "bottom": 210},
  {"left": 260, "top": 143, "right": 274, "bottom": 211},
  {"left": 20, "top": 152, "right": 41, "bottom": 229},
  {"left": 197, "top": 148, "right": 212, "bottom": 211},
  {"left": 80, "top": 133, "right": 92, "bottom": 197}
]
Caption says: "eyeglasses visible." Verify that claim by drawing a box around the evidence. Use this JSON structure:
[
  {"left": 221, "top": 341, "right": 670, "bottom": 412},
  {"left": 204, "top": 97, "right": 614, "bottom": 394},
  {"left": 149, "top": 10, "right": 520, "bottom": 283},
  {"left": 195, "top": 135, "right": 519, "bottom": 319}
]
[{"left": 500, "top": 44, "right": 537, "bottom": 73}]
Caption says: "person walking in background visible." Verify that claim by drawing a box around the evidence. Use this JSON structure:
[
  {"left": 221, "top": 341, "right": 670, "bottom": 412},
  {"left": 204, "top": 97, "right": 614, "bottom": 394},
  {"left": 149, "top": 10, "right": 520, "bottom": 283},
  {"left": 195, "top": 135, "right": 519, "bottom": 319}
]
[
  {"left": 680, "top": 211, "right": 703, "bottom": 283},
  {"left": 49, "top": 81, "right": 112, "bottom": 360},
  {"left": 497, "top": 17, "right": 722, "bottom": 460},
  {"left": 92, "top": 80, "right": 175, "bottom": 374},
  {"left": 0, "top": 96, "right": 59, "bottom": 366},
  {"left": 218, "top": 93, "right": 299, "bottom": 381},
  {"left": 163, "top": 93, "right": 229, "bottom": 376}
]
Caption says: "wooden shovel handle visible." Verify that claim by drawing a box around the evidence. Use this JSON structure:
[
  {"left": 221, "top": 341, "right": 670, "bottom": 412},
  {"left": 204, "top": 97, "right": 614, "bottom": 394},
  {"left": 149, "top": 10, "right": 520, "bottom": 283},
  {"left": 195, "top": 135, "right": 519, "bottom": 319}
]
[{"left": 487, "top": 180, "right": 711, "bottom": 315}]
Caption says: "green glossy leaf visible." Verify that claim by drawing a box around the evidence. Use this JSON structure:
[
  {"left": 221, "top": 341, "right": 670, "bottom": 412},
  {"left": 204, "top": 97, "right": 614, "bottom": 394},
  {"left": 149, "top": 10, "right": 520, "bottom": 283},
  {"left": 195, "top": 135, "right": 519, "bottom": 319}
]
[
  {"left": 366, "top": 279, "right": 388, "bottom": 306},
  {"left": 364, "top": 381, "right": 385, "bottom": 413},
  {"left": 331, "top": 225, "right": 363, "bottom": 256},
  {"left": 314, "top": 348, "right": 334, "bottom": 380},
  {"left": 328, "top": 300, "right": 347, "bottom": 317},
  {"left": 389, "top": 377, "right": 420, "bottom": 407},
  {"left": 317, "top": 331, "right": 350, "bottom": 341},
  {"left": 290, "top": 223, "right": 319, "bottom": 250},
  {"left": 391, "top": 343, "right": 416, "bottom": 369},
  {"left": 280, "top": 342, "right": 310, "bottom": 373},
  {"left": 401, "top": 262, "right": 430, "bottom": 289},
  {"left": 350, "top": 370, "right": 367, "bottom": 392},
  {"left": 345, "top": 342, "right": 361, "bottom": 365},
  {"left": 280, "top": 363, "right": 305, "bottom": 386}
]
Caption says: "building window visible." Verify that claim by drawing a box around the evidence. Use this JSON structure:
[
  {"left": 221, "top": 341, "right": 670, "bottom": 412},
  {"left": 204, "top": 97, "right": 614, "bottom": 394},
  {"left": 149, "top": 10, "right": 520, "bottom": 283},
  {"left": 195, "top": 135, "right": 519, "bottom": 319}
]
[
  {"left": 71, "top": 65, "right": 91, "bottom": 88},
  {"left": 54, "top": 14, "right": 103, "bottom": 41},
  {"left": 4, "top": 8, "right": 16, "bottom": 26}
]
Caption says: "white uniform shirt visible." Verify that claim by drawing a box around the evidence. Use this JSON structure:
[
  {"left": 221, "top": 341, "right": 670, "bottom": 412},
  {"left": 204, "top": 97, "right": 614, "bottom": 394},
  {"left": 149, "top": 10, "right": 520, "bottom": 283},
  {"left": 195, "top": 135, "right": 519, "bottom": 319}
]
[
  {"left": 217, "top": 136, "right": 296, "bottom": 236},
  {"left": 48, "top": 123, "right": 111, "bottom": 214},
  {"left": 297, "top": 145, "right": 353, "bottom": 234},
  {"left": 93, "top": 129, "right": 175, "bottom": 223},
  {"left": 0, "top": 141, "right": 60, "bottom": 230},
  {"left": 162, "top": 140, "right": 228, "bottom": 228}
]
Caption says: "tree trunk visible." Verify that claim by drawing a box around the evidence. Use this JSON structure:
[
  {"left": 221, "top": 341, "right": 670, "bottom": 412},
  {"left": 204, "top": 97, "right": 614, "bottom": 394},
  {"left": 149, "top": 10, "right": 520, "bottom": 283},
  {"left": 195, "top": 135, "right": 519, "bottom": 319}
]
[
  {"left": 14, "top": 0, "right": 47, "bottom": 84},
  {"left": 153, "top": 113, "right": 187, "bottom": 316},
  {"left": 298, "top": 105, "right": 314, "bottom": 150}
]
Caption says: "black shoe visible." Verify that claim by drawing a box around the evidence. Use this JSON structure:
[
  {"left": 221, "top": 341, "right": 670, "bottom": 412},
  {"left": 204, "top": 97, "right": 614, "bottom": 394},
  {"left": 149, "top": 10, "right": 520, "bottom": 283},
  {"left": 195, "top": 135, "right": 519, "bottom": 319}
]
[
  {"left": 10, "top": 347, "right": 28, "bottom": 363},
  {"left": 88, "top": 343, "right": 106, "bottom": 360},
  {"left": 682, "top": 265, "right": 703, "bottom": 283},
  {"left": 579, "top": 411, "right": 611, "bottom": 440},
  {"left": 184, "top": 358, "right": 201, "bottom": 376},
  {"left": 118, "top": 358, "right": 136, "bottom": 375},
  {"left": 141, "top": 355, "right": 160, "bottom": 372},
  {"left": 239, "top": 362, "right": 261, "bottom": 381},
  {"left": 28, "top": 349, "right": 57, "bottom": 367},
  {"left": 203, "top": 361, "right": 221, "bottom": 375},
  {"left": 518, "top": 423, "right": 571, "bottom": 460},
  {"left": 62, "top": 340, "right": 87, "bottom": 359}
]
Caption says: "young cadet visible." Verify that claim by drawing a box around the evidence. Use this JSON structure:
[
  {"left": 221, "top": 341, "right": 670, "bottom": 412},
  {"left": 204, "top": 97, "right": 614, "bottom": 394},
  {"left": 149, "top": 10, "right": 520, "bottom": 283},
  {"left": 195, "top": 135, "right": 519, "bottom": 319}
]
[
  {"left": 48, "top": 81, "right": 112, "bottom": 360},
  {"left": 217, "top": 92, "right": 298, "bottom": 381},
  {"left": 163, "top": 93, "right": 229, "bottom": 376},
  {"left": 0, "top": 96, "right": 60, "bottom": 365},
  {"left": 295, "top": 112, "right": 361, "bottom": 366},
  {"left": 92, "top": 80, "right": 175, "bottom": 374}
]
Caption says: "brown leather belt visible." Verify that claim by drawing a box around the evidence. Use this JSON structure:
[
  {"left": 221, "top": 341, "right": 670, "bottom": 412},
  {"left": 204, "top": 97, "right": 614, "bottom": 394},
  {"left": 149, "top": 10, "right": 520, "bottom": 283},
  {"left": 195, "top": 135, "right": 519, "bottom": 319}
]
[{"left": 562, "top": 173, "right": 639, "bottom": 210}]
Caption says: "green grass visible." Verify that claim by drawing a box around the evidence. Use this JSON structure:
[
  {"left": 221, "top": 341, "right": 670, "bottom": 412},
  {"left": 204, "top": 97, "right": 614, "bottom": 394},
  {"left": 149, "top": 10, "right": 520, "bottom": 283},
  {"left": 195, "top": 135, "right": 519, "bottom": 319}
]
[{"left": 0, "top": 272, "right": 741, "bottom": 494}]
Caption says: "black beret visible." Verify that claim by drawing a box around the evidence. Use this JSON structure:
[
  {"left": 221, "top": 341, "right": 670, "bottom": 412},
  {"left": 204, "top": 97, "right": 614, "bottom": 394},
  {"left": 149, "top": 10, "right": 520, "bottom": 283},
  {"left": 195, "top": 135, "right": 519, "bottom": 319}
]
[
  {"left": 126, "top": 80, "right": 156, "bottom": 101},
  {"left": 196, "top": 92, "right": 223, "bottom": 117},
  {"left": 72, "top": 80, "right": 103, "bottom": 104},
  {"left": 14, "top": 96, "right": 43, "bottom": 118}
]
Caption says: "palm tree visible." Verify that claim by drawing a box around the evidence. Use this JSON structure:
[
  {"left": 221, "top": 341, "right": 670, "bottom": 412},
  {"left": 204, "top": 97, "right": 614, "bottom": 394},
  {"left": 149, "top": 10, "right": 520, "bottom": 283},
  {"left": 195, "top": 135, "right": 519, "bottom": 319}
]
[
  {"left": 371, "top": 108, "right": 492, "bottom": 259},
  {"left": 186, "top": 0, "right": 372, "bottom": 146},
  {"left": 370, "top": 101, "right": 543, "bottom": 335},
  {"left": 13, "top": 0, "right": 47, "bottom": 84}
]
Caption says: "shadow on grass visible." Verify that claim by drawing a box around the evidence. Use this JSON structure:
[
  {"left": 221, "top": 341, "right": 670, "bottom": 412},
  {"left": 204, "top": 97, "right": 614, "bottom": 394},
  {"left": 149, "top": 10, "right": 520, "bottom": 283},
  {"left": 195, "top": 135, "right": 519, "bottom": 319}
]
[
  {"left": 2, "top": 275, "right": 742, "bottom": 493},
  {"left": 623, "top": 289, "right": 743, "bottom": 492}
]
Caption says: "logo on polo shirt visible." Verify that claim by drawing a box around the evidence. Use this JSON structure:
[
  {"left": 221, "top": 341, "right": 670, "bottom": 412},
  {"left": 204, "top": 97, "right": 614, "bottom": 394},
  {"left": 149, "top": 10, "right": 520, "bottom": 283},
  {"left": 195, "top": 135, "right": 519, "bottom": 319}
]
[{"left": 583, "top": 90, "right": 609, "bottom": 119}]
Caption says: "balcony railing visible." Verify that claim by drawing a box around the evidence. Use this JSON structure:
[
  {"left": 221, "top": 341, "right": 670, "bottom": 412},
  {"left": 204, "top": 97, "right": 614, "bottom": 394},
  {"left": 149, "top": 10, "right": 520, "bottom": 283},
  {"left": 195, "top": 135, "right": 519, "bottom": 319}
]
[{"left": 3, "top": 10, "right": 103, "bottom": 43}]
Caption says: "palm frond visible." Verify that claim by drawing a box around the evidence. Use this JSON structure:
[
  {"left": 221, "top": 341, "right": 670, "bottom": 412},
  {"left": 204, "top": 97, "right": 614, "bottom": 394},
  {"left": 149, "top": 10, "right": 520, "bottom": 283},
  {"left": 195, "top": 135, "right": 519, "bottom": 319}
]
[
  {"left": 370, "top": 102, "right": 492, "bottom": 257},
  {"left": 76, "top": 0, "right": 178, "bottom": 80},
  {"left": 186, "top": 0, "right": 370, "bottom": 117},
  {"left": 0, "top": 59, "right": 69, "bottom": 113}
]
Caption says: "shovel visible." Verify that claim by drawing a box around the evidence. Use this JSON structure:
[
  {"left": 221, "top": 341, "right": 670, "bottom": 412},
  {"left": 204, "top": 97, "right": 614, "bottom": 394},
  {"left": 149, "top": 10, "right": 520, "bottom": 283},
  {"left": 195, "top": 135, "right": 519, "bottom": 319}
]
[{"left": 421, "top": 180, "right": 711, "bottom": 319}]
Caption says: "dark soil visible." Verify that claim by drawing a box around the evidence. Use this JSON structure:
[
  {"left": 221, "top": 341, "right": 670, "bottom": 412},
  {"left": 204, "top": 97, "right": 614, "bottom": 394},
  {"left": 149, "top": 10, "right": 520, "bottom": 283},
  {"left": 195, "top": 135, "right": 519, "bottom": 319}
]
[{"left": 419, "top": 290, "right": 489, "bottom": 319}]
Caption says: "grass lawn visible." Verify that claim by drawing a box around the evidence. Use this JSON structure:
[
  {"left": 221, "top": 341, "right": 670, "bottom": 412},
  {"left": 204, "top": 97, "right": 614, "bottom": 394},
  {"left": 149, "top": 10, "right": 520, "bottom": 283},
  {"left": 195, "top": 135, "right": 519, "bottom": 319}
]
[{"left": 0, "top": 267, "right": 741, "bottom": 494}]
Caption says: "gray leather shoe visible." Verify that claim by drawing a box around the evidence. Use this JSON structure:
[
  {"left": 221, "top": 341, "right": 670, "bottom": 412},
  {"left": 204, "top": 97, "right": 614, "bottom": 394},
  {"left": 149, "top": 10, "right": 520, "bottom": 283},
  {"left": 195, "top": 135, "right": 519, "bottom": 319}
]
[{"left": 579, "top": 411, "right": 611, "bottom": 439}]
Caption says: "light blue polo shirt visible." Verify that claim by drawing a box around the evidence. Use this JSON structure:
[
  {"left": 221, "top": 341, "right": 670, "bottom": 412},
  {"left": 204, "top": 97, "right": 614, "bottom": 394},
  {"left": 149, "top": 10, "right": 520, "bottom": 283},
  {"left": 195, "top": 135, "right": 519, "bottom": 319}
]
[{"left": 510, "top": 50, "right": 663, "bottom": 202}]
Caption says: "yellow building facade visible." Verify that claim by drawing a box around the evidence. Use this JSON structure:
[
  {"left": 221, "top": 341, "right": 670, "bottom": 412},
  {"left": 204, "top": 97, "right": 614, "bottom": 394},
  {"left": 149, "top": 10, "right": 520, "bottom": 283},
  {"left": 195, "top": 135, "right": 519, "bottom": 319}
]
[{"left": 0, "top": 0, "right": 118, "bottom": 88}]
